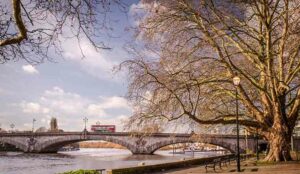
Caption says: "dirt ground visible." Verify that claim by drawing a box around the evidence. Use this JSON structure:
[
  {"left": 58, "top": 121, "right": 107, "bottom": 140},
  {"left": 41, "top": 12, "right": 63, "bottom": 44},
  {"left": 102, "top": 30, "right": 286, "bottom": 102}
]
[{"left": 154, "top": 158, "right": 300, "bottom": 174}]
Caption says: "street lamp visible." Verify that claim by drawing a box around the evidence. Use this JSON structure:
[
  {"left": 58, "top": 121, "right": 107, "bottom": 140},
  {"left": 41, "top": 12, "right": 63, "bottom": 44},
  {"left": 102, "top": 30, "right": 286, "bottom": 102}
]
[
  {"left": 245, "top": 128, "right": 248, "bottom": 153},
  {"left": 191, "top": 121, "right": 195, "bottom": 134},
  {"left": 32, "top": 118, "right": 36, "bottom": 132},
  {"left": 256, "top": 128, "right": 259, "bottom": 161},
  {"left": 10, "top": 123, "right": 15, "bottom": 132},
  {"left": 233, "top": 75, "right": 241, "bottom": 172},
  {"left": 83, "top": 117, "right": 88, "bottom": 131}
]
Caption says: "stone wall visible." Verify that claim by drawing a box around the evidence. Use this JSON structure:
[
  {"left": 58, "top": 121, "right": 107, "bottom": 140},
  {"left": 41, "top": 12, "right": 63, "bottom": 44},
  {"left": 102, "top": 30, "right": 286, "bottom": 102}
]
[{"left": 106, "top": 154, "right": 238, "bottom": 174}]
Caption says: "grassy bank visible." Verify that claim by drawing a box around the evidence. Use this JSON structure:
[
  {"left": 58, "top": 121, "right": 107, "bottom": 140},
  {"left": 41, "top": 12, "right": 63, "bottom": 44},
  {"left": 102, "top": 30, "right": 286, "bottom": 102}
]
[{"left": 61, "top": 169, "right": 101, "bottom": 174}]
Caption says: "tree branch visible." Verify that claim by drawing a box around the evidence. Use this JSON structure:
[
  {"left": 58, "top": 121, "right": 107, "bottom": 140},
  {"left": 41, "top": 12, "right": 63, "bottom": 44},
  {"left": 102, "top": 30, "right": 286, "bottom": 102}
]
[{"left": 0, "top": 0, "right": 27, "bottom": 47}]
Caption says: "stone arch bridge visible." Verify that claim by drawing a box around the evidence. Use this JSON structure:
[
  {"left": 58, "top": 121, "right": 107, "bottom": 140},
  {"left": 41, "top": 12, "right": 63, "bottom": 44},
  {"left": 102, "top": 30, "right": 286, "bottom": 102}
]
[{"left": 0, "top": 132, "right": 268, "bottom": 154}]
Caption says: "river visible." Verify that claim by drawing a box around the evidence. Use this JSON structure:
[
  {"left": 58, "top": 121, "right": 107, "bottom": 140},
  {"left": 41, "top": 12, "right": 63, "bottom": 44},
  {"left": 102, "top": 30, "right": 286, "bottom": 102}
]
[{"left": 0, "top": 148, "right": 221, "bottom": 174}]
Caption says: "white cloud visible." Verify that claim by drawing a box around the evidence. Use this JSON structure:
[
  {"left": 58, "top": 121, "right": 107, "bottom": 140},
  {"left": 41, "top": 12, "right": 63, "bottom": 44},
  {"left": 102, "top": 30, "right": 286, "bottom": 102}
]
[
  {"left": 129, "top": 1, "right": 162, "bottom": 27},
  {"left": 41, "top": 118, "right": 47, "bottom": 123},
  {"left": 21, "top": 102, "right": 41, "bottom": 113},
  {"left": 20, "top": 102, "right": 50, "bottom": 114},
  {"left": 129, "top": 2, "right": 148, "bottom": 27},
  {"left": 23, "top": 123, "right": 32, "bottom": 129},
  {"left": 87, "top": 104, "right": 107, "bottom": 117},
  {"left": 62, "top": 39, "right": 119, "bottom": 80},
  {"left": 22, "top": 65, "right": 39, "bottom": 74},
  {"left": 129, "top": 2, "right": 146, "bottom": 15},
  {"left": 41, "top": 86, "right": 88, "bottom": 115},
  {"left": 44, "top": 86, "right": 65, "bottom": 96},
  {"left": 87, "top": 96, "right": 130, "bottom": 116},
  {"left": 0, "top": 87, "right": 13, "bottom": 96},
  {"left": 17, "top": 87, "right": 132, "bottom": 131},
  {"left": 0, "top": 88, "right": 5, "bottom": 95},
  {"left": 42, "top": 108, "right": 50, "bottom": 114},
  {"left": 94, "top": 96, "right": 130, "bottom": 110}
]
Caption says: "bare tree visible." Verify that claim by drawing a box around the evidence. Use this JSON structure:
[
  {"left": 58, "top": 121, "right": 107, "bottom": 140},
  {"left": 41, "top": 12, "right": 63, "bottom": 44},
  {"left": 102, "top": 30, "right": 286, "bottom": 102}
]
[
  {"left": 122, "top": 0, "right": 300, "bottom": 161},
  {"left": 0, "top": 0, "right": 127, "bottom": 64},
  {"left": 126, "top": 117, "right": 164, "bottom": 134}
]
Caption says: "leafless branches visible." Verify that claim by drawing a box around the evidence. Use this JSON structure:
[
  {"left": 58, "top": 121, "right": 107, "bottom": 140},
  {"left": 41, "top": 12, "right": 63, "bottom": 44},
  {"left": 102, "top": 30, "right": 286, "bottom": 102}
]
[
  {"left": 122, "top": 0, "right": 300, "bottom": 161},
  {"left": 0, "top": 0, "right": 128, "bottom": 64}
]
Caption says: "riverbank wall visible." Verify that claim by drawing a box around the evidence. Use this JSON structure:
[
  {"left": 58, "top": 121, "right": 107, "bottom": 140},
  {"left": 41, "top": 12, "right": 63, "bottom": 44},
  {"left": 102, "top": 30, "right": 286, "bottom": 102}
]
[{"left": 106, "top": 154, "right": 238, "bottom": 174}]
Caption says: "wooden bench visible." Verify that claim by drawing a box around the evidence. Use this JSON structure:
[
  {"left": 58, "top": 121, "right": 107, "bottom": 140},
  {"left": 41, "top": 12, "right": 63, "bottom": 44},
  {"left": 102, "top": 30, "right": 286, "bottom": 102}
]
[
  {"left": 205, "top": 158, "right": 222, "bottom": 172},
  {"left": 221, "top": 156, "right": 232, "bottom": 166}
]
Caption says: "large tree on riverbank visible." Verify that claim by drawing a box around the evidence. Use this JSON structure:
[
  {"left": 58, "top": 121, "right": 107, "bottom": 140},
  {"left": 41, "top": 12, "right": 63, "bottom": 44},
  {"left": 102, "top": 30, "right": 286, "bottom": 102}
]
[
  {"left": 123, "top": 0, "right": 300, "bottom": 161},
  {"left": 0, "top": 0, "right": 126, "bottom": 64}
]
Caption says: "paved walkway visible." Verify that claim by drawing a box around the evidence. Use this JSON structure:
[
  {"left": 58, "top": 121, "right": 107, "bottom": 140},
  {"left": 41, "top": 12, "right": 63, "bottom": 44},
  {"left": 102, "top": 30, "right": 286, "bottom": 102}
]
[{"left": 155, "top": 158, "right": 300, "bottom": 174}]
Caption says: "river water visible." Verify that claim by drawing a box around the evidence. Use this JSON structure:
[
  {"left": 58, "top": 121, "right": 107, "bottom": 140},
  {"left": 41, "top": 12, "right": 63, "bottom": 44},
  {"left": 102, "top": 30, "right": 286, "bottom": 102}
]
[{"left": 0, "top": 148, "right": 221, "bottom": 174}]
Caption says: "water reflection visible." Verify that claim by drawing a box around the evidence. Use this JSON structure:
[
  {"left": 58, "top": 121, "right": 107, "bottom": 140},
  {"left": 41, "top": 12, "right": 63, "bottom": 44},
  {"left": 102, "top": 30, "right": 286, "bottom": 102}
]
[{"left": 0, "top": 148, "right": 220, "bottom": 174}]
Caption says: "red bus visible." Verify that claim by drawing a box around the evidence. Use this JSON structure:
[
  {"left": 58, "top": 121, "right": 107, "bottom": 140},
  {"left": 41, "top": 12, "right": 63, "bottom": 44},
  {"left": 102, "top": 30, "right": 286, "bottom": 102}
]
[{"left": 91, "top": 125, "right": 116, "bottom": 133}]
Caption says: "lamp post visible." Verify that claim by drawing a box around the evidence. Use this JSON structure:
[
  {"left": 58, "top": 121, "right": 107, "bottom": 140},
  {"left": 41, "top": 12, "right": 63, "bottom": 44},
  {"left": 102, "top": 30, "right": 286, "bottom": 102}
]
[
  {"left": 256, "top": 128, "right": 259, "bottom": 161},
  {"left": 291, "top": 129, "right": 295, "bottom": 151},
  {"left": 83, "top": 117, "right": 88, "bottom": 131},
  {"left": 32, "top": 118, "right": 36, "bottom": 132},
  {"left": 245, "top": 128, "right": 248, "bottom": 153},
  {"left": 233, "top": 75, "right": 241, "bottom": 172},
  {"left": 10, "top": 123, "right": 15, "bottom": 132},
  {"left": 191, "top": 121, "right": 195, "bottom": 134}
]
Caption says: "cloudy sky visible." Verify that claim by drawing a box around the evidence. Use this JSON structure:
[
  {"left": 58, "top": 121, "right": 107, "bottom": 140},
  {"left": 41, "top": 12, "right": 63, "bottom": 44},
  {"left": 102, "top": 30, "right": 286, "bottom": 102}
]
[{"left": 0, "top": 0, "right": 146, "bottom": 131}]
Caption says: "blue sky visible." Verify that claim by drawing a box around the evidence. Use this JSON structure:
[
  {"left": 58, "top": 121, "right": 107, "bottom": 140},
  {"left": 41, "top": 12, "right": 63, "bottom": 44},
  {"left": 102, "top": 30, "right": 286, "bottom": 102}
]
[{"left": 0, "top": 0, "right": 144, "bottom": 131}]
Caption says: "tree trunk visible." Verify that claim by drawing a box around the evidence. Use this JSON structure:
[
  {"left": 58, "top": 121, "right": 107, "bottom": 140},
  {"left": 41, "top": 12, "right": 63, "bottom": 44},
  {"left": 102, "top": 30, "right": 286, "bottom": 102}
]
[{"left": 264, "top": 131, "right": 292, "bottom": 161}]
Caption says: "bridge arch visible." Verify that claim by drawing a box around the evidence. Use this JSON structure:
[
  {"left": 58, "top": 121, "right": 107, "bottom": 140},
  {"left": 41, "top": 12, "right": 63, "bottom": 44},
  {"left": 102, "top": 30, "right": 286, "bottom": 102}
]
[
  {"left": 0, "top": 133, "right": 258, "bottom": 154},
  {"left": 37, "top": 135, "right": 137, "bottom": 153},
  {"left": 0, "top": 137, "right": 28, "bottom": 152},
  {"left": 147, "top": 139, "right": 238, "bottom": 154}
]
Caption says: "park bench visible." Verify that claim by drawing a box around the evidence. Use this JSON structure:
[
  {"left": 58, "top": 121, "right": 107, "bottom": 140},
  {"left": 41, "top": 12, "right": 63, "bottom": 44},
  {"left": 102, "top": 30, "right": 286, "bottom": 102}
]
[
  {"left": 205, "top": 158, "right": 222, "bottom": 172},
  {"left": 221, "top": 156, "right": 232, "bottom": 166}
]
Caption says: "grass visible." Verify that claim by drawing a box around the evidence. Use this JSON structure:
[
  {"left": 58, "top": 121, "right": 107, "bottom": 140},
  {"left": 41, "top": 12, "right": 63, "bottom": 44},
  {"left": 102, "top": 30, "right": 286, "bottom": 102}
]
[{"left": 60, "top": 169, "right": 100, "bottom": 174}]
